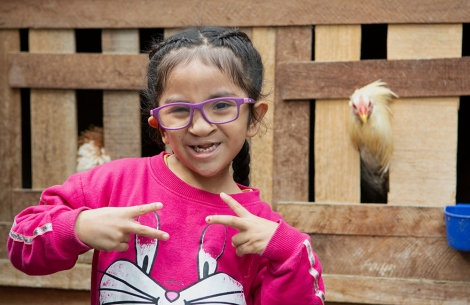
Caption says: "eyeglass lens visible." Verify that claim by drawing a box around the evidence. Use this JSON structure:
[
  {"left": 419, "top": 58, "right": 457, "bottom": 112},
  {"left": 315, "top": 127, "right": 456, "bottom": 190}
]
[{"left": 158, "top": 99, "right": 239, "bottom": 129}]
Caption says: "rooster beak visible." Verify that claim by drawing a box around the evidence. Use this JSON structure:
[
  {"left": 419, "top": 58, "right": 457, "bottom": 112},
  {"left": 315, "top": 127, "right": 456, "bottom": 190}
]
[{"left": 360, "top": 113, "right": 369, "bottom": 124}]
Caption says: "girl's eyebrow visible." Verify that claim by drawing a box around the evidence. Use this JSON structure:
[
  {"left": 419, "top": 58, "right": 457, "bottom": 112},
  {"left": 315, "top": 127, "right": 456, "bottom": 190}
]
[
  {"left": 208, "top": 90, "right": 238, "bottom": 99},
  {"left": 162, "top": 97, "right": 189, "bottom": 104}
]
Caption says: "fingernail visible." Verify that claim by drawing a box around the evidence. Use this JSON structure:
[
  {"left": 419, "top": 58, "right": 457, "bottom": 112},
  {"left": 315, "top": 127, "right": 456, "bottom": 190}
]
[
  {"left": 206, "top": 216, "right": 211, "bottom": 223},
  {"left": 162, "top": 233, "right": 169, "bottom": 240},
  {"left": 155, "top": 202, "right": 163, "bottom": 208}
]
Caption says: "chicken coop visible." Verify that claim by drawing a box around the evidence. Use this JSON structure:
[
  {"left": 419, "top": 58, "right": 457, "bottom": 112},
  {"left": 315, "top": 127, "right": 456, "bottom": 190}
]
[{"left": 1, "top": 1, "right": 470, "bottom": 304}]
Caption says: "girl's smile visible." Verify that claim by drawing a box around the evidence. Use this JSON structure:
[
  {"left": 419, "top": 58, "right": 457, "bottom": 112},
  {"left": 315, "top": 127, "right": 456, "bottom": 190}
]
[{"left": 148, "top": 58, "right": 267, "bottom": 193}]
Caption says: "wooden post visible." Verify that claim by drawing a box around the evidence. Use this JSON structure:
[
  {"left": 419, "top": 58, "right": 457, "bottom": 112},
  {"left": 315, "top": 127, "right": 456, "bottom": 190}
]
[
  {"left": 29, "top": 30, "right": 77, "bottom": 188},
  {"left": 0, "top": 31, "right": 21, "bottom": 221},
  {"left": 272, "top": 27, "right": 312, "bottom": 205},
  {"left": 387, "top": 24, "right": 462, "bottom": 205},
  {"left": 251, "top": 27, "right": 275, "bottom": 205},
  {"left": 314, "top": 25, "right": 361, "bottom": 203},
  {"left": 102, "top": 29, "right": 141, "bottom": 159}
]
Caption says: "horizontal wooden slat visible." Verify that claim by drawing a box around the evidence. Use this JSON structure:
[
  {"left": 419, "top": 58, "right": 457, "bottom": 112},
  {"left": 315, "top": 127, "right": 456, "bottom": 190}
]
[
  {"left": 11, "top": 189, "right": 43, "bottom": 218},
  {"left": 0, "top": 286, "right": 89, "bottom": 305},
  {"left": 0, "top": 0, "right": 469, "bottom": 29},
  {"left": 11, "top": 54, "right": 470, "bottom": 98},
  {"left": 324, "top": 274, "right": 470, "bottom": 304},
  {"left": 277, "top": 202, "right": 446, "bottom": 236},
  {"left": 278, "top": 57, "right": 470, "bottom": 100},
  {"left": 0, "top": 259, "right": 90, "bottom": 290},
  {"left": 9, "top": 53, "right": 147, "bottom": 90},
  {"left": 310, "top": 235, "right": 470, "bottom": 281}
]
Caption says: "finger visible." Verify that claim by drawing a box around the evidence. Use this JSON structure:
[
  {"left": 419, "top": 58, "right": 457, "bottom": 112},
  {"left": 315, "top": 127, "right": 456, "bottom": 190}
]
[
  {"left": 232, "top": 234, "right": 250, "bottom": 248},
  {"left": 205, "top": 215, "right": 248, "bottom": 231},
  {"left": 114, "top": 242, "right": 130, "bottom": 252},
  {"left": 129, "top": 223, "right": 170, "bottom": 241},
  {"left": 121, "top": 234, "right": 131, "bottom": 243},
  {"left": 220, "top": 192, "right": 251, "bottom": 218},
  {"left": 127, "top": 202, "right": 163, "bottom": 218}
]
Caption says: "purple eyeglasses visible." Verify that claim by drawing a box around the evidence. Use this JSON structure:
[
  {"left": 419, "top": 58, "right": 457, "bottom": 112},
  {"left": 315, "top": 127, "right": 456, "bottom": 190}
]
[{"left": 150, "top": 97, "right": 256, "bottom": 130}]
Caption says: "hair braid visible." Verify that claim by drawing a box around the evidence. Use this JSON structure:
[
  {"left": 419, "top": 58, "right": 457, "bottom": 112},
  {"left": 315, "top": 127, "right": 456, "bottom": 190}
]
[
  {"left": 215, "top": 28, "right": 250, "bottom": 42},
  {"left": 148, "top": 36, "right": 195, "bottom": 60},
  {"left": 232, "top": 140, "right": 251, "bottom": 186}
]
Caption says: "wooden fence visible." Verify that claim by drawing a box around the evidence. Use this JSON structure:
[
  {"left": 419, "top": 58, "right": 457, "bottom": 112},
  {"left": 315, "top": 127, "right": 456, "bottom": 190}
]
[{"left": 1, "top": 1, "right": 470, "bottom": 304}]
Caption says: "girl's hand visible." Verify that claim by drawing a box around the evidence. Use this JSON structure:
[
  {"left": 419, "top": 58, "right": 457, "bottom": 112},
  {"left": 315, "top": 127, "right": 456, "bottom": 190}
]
[
  {"left": 206, "top": 192, "right": 279, "bottom": 257},
  {"left": 75, "top": 202, "right": 169, "bottom": 252}
]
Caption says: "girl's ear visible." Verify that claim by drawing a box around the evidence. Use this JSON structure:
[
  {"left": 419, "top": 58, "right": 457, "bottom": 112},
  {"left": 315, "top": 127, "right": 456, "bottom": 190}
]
[
  {"left": 247, "top": 101, "right": 268, "bottom": 138},
  {"left": 148, "top": 116, "right": 159, "bottom": 129},
  {"left": 148, "top": 117, "right": 169, "bottom": 144}
]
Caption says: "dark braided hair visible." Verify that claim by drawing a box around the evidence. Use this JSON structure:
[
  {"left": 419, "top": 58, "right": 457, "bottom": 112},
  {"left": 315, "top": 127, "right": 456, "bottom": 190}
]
[{"left": 142, "top": 26, "right": 266, "bottom": 186}]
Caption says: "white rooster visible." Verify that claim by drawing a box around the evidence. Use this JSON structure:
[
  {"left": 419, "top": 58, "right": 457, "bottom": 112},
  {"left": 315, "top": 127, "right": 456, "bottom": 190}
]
[{"left": 349, "top": 80, "right": 397, "bottom": 203}]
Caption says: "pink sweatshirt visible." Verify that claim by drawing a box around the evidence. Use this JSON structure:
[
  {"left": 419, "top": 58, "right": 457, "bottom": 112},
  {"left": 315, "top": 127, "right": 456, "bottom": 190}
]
[{"left": 8, "top": 152, "right": 325, "bottom": 305}]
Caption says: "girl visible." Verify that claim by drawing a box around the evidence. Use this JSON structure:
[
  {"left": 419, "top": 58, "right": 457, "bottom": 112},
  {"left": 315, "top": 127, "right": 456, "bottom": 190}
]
[{"left": 8, "top": 26, "right": 325, "bottom": 305}]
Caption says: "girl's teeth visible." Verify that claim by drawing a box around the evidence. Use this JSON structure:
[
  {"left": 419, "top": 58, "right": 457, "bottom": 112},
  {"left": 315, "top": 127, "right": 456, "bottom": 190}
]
[{"left": 193, "top": 143, "right": 218, "bottom": 153}]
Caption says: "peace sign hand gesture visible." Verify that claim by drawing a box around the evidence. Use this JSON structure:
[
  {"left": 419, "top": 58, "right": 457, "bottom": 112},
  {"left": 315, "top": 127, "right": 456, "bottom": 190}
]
[
  {"left": 206, "top": 192, "right": 279, "bottom": 257},
  {"left": 75, "top": 202, "right": 169, "bottom": 252}
]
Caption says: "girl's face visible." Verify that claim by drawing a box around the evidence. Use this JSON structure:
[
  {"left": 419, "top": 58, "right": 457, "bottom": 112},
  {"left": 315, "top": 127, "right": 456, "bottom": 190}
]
[{"left": 148, "top": 58, "right": 267, "bottom": 191}]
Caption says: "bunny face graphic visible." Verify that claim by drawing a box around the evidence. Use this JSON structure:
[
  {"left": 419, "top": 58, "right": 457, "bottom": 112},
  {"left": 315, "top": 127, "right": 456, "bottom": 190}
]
[{"left": 99, "top": 212, "right": 247, "bottom": 305}]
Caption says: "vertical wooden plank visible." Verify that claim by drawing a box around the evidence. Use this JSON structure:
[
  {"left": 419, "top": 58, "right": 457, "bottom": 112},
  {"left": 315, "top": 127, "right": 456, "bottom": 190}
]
[
  {"left": 29, "top": 30, "right": 76, "bottom": 188},
  {"left": 272, "top": 27, "right": 311, "bottom": 206},
  {"left": 314, "top": 25, "right": 361, "bottom": 203},
  {"left": 387, "top": 24, "right": 461, "bottom": 205},
  {"left": 251, "top": 27, "right": 275, "bottom": 205},
  {"left": 102, "top": 29, "right": 141, "bottom": 159},
  {"left": 0, "top": 30, "right": 21, "bottom": 222}
]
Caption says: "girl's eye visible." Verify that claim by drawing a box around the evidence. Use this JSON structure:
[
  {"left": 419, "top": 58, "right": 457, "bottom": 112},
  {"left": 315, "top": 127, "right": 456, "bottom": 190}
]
[
  {"left": 168, "top": 106, "right": 190, "bottom": 114},
  {"left": 212, "top": 101, "right": 235, "bottom": 110}
]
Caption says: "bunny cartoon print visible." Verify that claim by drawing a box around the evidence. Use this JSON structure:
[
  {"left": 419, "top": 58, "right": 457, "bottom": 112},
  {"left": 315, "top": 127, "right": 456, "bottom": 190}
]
[{"left": 100, "top": 211, "right": 246, "bottom": 305}]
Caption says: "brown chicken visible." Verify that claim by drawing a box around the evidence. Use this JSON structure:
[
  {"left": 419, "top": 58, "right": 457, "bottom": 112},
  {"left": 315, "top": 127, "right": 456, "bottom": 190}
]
[{"left": 349, "top": 80, "right": 397, "bottom": 203}]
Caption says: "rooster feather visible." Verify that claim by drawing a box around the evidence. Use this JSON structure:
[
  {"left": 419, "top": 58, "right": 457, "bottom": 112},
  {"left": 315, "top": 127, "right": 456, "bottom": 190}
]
[{"left": 349, "top": 80, "right": 397, "bottom": 203}]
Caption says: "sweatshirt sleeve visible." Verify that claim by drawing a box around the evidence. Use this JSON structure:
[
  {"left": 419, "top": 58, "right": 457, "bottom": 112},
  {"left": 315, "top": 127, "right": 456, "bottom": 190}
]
[
  {"left": 7, "top": 172, "right": 92, "bottom": 275},
  {"left": 252, "top": 220, "right": 325, "bottom": 305}
]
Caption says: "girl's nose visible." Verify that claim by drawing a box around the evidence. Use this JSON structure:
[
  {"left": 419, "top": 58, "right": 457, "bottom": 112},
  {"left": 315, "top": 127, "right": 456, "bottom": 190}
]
[{"left": 188, "top": 109, "right": 216, "bottom": 135}]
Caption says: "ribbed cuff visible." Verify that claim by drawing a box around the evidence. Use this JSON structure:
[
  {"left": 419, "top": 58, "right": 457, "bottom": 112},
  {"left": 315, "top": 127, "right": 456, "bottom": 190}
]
[
  {"left": 53, "top": 207, "right": 93, "bottom": 258},
  {"left": 261, "top": 220, "right": 307, "bottom": 264}
]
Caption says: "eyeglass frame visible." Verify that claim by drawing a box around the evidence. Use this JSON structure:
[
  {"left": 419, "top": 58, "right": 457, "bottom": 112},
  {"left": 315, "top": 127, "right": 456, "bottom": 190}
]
[{"left": 150, "top": 97, "right": 256, "bottom": 130}]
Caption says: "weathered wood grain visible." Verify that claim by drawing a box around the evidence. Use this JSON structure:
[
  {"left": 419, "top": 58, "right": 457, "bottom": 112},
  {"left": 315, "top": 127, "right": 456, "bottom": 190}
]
[
  {"left": 311, "top": 235, "right": 470, "bottom": 281},
  {"left": 102, "top": 30, "right": 142, "bottom": 160},
  {"left": 11, "top": 188, "right": 42, "bottom": 217},
  {"left": 250, "top": 27, "right": 275, "bottom": 205},
  {"left": 9, "top": 53, "right": 148, "bottom": 90},
  {"left": 0, "top": 30, "right": 21, "bottom": 223},
  {"left": 387, "top": 24, "right": 461, "bottom": 206},
  {"left": 11, "top": 53, "right": 470, "bottom": 100},
  {"left": 277, "top": 202, "right": 446, "bottom": 236},
  {"left": 314, "top": 25, "right": 361, "bottom": 203},
  {"left": 272, "top": 27, "right": 311, "bottom": 205},
  {"left": 278, "top": 57, "right": 470, "bottom": 100},
  {"left": 0, "top": 0, "right": 469, "bottom": 29},
  {"left": 388, "top": 98, "right": 459, "bottom": 205},
  {"left": 0, "top": 258, "right": 90, "bottom": 290},
  {"left": 29, "top": 30, "right": 77, "bottom": 189},
  {"left": 324, "top": 274, "right": 470, "bottom": 304},
  {"left": 0, "top": 286, "right": 89, "bottom": 305}
]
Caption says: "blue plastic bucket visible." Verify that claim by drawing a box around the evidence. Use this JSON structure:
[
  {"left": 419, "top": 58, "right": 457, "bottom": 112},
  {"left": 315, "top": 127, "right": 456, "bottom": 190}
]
[{"left": 443, "top": 205, "right": 470, "bottom": 251}]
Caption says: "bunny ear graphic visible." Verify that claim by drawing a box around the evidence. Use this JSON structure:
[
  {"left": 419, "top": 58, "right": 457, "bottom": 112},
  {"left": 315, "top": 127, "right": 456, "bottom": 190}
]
[
  {"left": 135, "top": 212, "right": 160, "bottom": 275},
  {"left": 198, "top": 225, "right": 226, "bottom": 280}
]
